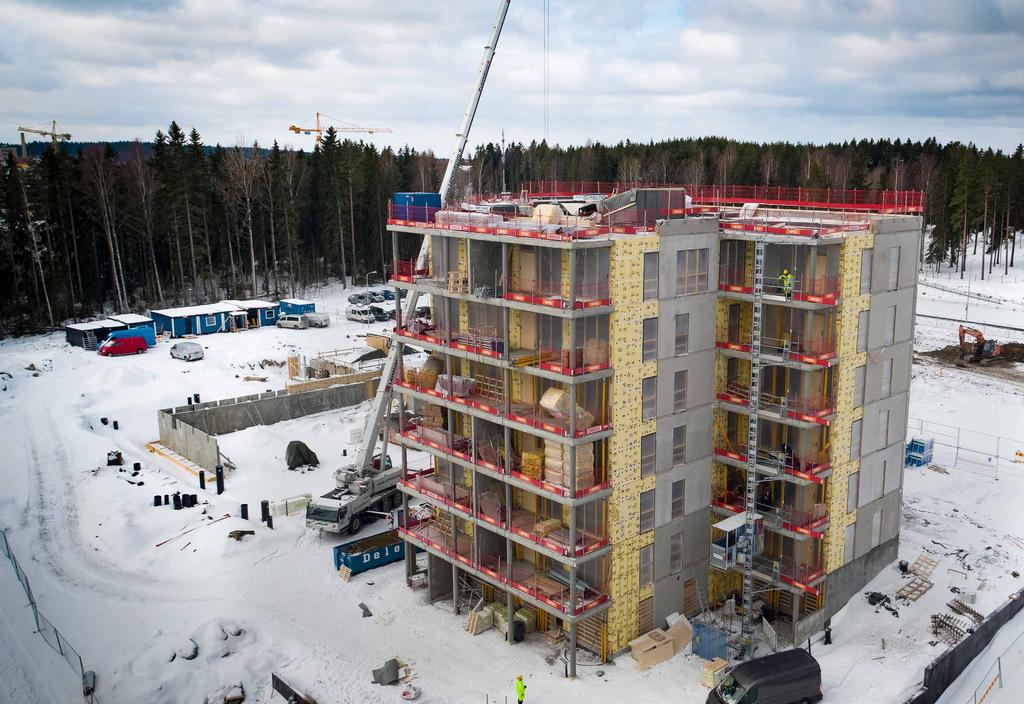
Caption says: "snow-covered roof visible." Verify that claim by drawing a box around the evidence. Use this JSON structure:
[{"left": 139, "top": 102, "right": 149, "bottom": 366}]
[
  {"left": 223, "top": 299, "right": 277, "bottom": 309},
  {"left": 107, "top": 313, "right": 154, "bottom": 325},
  {"left": 280, "top": 298, "right": 313, "bottom": 305},
  {"left": 66, "top": 319, "right": 125, "bottom": 332},
  {"left": 151, "top": 302, "right": 243, "bottom": 318}
]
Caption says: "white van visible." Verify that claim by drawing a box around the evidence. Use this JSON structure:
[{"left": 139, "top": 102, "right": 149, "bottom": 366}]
[
  {"left": 277, "top": 313, "right": 309, "bottom": 329},
  {"left": 169, "top": 341, "right": 204, "bottom": 362},
  {"left": 303, "top": 312, "right": 331, "bottom": 328},
  {"left": 346, "top": 306, "right": 376, "bottom": 324}
]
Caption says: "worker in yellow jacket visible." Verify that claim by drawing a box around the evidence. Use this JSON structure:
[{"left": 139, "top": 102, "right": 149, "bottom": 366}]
[
  {"left": 516, "top": 675, "right": 527, "bottom": 703},
  {"left": 779, "top": 269, "right": 795, "bottom": 298}
]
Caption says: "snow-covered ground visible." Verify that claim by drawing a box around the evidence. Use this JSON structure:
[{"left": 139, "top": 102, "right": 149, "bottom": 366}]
[{"left": 0, "top": 251, "right": 1023, "bottom": 703}]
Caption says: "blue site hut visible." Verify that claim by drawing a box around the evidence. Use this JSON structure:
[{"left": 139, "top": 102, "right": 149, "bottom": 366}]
[
  {"left": 279, "top": 298, "right": 315, "bottom": 316},
  {"left": 222, "top": 299, "right": 280, "bottom": 327},
  {"left": 150, "top": 302, "right": 245, "bottom": 338}
]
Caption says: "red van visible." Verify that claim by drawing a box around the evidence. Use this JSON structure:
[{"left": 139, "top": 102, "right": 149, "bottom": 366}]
[{"left": 98, "top": 336, "right": 147, "bottom": 356}]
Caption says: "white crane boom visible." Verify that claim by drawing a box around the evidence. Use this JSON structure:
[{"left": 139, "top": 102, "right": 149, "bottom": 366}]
[{"left": 351, "top": 0, "right": 512, "bottom": 474}]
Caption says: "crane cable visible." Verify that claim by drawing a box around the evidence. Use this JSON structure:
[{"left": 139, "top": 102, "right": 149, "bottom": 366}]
[{"left": 543, "top": 0, "right": 549, "bottom": 141}]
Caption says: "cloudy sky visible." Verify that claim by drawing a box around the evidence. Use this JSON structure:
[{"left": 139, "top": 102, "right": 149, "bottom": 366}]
[{"left": 2, "top": 0, "right": 1022, "bottom": 153}]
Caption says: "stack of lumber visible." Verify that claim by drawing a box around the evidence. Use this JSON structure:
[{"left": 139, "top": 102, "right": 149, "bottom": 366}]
[
  {"left": 466, "top": 608, "right": 494, "bottom": 635},
  {"left": 521, "top": 452, "right": 544, "bottom": 480},
  {"left": 513, "top": 607, "right": 538, "bottom": 633},
  {"left": 418, "top": 404, "right": 444, "bottom": 429},
  {"left": 534, "top": 518, "right": 563, "bottom": 536},
  {"left": 701, "top": 658, "right": 728, "bottom": 687},
  {"left": 543, "top": 440, "right": 595, "bottom": 491},
  {"left": 538, "top": 388, "right": 595, "bottom": 430},
  {"left": 436, "top": 375, "right": 474, "bottom": 398},
  {"left": 417, "top": 357, "right": 443, "bottom": 389}
]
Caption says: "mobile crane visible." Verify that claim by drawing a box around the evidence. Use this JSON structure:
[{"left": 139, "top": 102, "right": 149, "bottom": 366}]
[{"left": 305, "top": 0, "right": 512, "bottom": 532}]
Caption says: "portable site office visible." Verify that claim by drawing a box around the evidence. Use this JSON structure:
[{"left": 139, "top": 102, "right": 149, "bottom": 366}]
[
  {"left": 65, "top": 319, "right": 126, "bottom": 348},
  {"left": 150, "top": 303, "right": 245, "bottom": 338},
  {"left": 278, "top": 298, "right": 315, "bottom": 316},
  {"left": 223, "top": 299, "right": 280, "bottom": 327}
]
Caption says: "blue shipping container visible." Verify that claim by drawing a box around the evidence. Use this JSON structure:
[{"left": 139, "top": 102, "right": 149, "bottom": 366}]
[
  {"left": 393, "top": 192, "right": 441, "bottom": 221},
  {"left": 333, "top": 529, "right": 420, "bottom": 575}
]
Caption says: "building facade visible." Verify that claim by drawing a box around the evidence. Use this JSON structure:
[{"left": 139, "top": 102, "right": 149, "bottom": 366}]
[{"left": 387, "top": 186, "right": 922, "bottom": 670}]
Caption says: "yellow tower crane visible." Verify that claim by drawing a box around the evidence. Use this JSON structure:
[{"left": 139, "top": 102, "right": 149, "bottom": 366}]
[
  {"left": 288, "top": 112, "right": 391, "bottom": 144},
  {"left": 18, "top": 121, "right": 72, "bottom": 158}
]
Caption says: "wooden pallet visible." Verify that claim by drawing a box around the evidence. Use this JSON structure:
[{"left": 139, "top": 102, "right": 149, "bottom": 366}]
[
  {"left": 897, "top": 576, "right": 933, "bottom": 601},
  {"left": 910, "top": 554, "right": 939, "bottom": 579}
]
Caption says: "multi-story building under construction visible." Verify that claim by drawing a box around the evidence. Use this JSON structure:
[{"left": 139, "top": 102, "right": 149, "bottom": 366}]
[{"left": 387, "top": 183, "right": 924, "bottom": 672}]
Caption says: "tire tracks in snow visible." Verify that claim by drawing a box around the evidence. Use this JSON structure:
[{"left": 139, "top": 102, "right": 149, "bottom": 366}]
[{"left": 18, "top": 371, "right": 194, "bottom": 604}]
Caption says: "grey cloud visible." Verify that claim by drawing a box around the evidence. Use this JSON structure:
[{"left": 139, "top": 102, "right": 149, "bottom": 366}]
[{"left": 0, "top": 0, "right": 1021, "bottom": 151}]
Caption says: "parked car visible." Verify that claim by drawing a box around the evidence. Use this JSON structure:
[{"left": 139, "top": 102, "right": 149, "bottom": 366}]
[
  {"left": 368, "top": 305, "right": 390, "bottom": 322},
  {"left": 348, "top": 293, "right": 371, "bottom": 306},
  {"left": 277, "top": 313, "right": 309, "bottom": 329},
  {"left": 414, "top": 305, "right": 432, "bottom": 319},
  {"left": 169, "top": 341, "right": 204, "bottom": 362},
  {"left": 366, "top": 290, "right": 386, "bottom": 303},
  {"left": 379, "top": 289, "right": 396, "bottom": 300},
  {"left": 707, "top": 649, "right": 822, "bottom": 704},
  {"left": 98, "top": 336, "right": 147, "bottom": 356},
  {"left": 346, "top": 306, "right": 377, "bottom": 324},
  {"left": 303, "top": 312, "right": 330, "bottom": 328}
]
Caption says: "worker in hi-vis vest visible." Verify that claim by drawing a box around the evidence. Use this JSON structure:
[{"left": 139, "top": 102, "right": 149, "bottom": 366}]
[
  {"left": 516, "top": 675, "right": 527, "bottom": 703},
  {"left": 780, "top": 268, "right": 795, "bottom": 297}
]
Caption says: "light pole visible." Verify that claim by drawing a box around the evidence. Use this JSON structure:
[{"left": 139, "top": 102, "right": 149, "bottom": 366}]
[{"left": 363, "top": 270, "right": 379, "bottom": 289}]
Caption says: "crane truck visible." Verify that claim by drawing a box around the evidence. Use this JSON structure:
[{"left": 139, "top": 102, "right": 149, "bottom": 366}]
[{"left": 305, "top": 453, "right": 400, "bottom": 534}]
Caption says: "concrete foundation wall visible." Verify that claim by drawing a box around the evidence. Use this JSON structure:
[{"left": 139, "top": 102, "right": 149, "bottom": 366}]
[
  {"left": 158, "top": 381, "right": 373, "bottom": 469},
  {"left": 158, "top": 412, "right": 221, "bottom": 470},
  {"left": 825, "top": 534, "right": 900, "bottom": 622}
]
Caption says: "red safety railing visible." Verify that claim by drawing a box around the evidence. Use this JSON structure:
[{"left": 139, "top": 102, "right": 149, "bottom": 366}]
[
  {"left": 713, "top": 444, "right": 832, "bottom": 484},
  {"left": 716, "top": 332, "right": 836, "bottom": 366},
  {"left": 522, "top": 181, "right": 925, "bottom": 214},
  {"left": 753, "top": 554, "right": 826, "bottom": 595}
]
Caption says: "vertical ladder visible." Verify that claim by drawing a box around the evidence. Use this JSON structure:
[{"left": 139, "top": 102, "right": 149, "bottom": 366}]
[{"left": 742, "top": 238, "right": 766, "bottom": 659}]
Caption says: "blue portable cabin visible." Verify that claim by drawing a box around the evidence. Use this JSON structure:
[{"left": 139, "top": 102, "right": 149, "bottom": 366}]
[
  {"left": 65, "top": 319, "right": 126, "bottom": 348},
  {"left": 393, "top": 192, "right": 442, "bottom": 221},
  {"left": 332, "top": 529, "right": 421, "bottom": 576},
  {"left": 278, "top": 298, "right": 315, "bottom": 316},
  {"left": 222, "top": 299, "right": 280, "bottom": 327},
  {"left": 107, "top": 313, "right": 158, "bottom": 342},
  {"left": 150, "top": 302, "right": 244, "bottom": 338}
]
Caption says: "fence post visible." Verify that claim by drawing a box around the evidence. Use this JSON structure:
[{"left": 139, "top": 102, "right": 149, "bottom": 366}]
[
  {"left": 997, "top": 655, "right": 1003, "bottom": 688},
  {"left": 995, "top": 437, "right": 1001, "bottom": 481},
  {"left": 955, "top": 428, "right": 961, "bottom": 465}
]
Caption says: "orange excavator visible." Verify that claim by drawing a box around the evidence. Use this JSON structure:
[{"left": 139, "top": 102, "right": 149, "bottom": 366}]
[{"left": 956, "top": 325, "right": 1002, "bottom": 366}]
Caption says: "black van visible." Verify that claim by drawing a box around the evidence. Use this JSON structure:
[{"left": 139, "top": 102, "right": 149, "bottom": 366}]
[{"left": 707, "top": 649, "right": 822, "bottom": 704}]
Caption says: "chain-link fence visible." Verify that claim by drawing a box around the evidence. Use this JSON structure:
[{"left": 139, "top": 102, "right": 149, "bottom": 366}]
[
  {"left": 0, "top": 527, "right": 100, "bottom": 703},
  {"left": 907, "top": 417, "right": 1024, "bottom": 480}
]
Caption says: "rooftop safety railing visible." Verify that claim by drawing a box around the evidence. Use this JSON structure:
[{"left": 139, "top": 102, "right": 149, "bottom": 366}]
[{"left": 521, "top": 181, "right": 925, "bottom": 214}]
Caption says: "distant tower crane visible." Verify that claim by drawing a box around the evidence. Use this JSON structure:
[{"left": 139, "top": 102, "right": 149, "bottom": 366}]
[
  {"left": 18, "top": 121, "right": 72, "bottom": 158},
  {"left": 288, "top": 112, "right": 392, "bottom": 144}
]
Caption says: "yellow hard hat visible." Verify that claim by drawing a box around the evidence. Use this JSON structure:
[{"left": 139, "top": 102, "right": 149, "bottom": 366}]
[
  {"left": 783, "top": 269, "right": 789, "bottom": 274},
  {"left": 517, "top": 675, "right": 523, "bottom": 680}
]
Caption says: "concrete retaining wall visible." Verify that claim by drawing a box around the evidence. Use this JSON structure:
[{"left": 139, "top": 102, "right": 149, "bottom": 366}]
[
  {"left": 904, "top": 586, "right": 1024, "bottom": 704},
  {"left": 158, "top": 381, "right": 376, "bottom": 469}
]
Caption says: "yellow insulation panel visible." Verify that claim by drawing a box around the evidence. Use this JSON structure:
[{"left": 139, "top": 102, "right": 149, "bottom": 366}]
[
  {"left": 604, "top": 234, "right": 660, "bottom": 653},
  {"left": 823, "top": 231, "right": 874, "bottom": 573}
]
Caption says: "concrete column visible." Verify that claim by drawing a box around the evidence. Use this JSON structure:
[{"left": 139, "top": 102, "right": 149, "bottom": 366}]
[
  {"left": 569, "top": 620, "right": 578, "bottom": 678},
  {"left": 504, "top": 426, "right": 512, "bottom": 477},
  {"left": 567, "top": 248, "right": 578, "bottom": 311},
  {"left": 453, "top": 562, "right": 460, "bottom": 614},
  {"left": 568, "top": 383, "right": 578, "bottom": 495},
  {"left": 506, "top": 538, "right": 515, "bottom": 643},
  {"left": 503, "top": 367, "right": 511, "bottom": 417},
  {"left": 392, "top": 231, "right": 403, "bottom": 329},
  {"left": 466, "top": 238, "right": 473, "bottom": 291},
  {"left": 791, "top": 590, "right": 800, "bottom": 646},
  {"left": 569, "top": 564, "right": 578, "bottom": 617}
]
